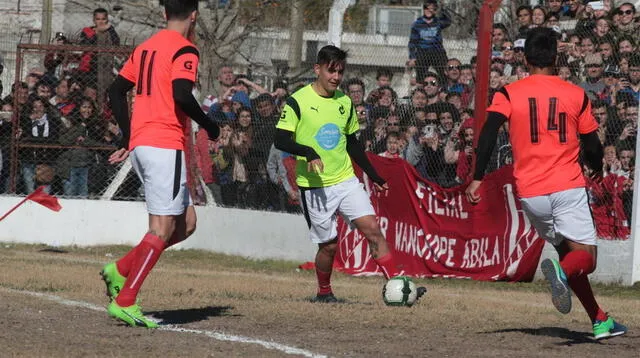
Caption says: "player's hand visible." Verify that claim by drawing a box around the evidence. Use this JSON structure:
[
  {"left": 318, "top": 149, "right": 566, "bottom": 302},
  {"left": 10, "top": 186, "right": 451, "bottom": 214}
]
[
  {"left": 465, "top": 180, "right": 482, "bottom": 205},
  {"left": 109, "top": 148, "right": 129, "bottom": 164},
  {"left": 307, "top": 159, "right": 324, "bottom": 174}
]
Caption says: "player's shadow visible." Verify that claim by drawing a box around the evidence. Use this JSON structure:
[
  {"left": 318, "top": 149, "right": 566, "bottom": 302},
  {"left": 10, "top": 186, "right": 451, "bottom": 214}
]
[
  {"left": 148, "top": 306, "right": 238, "bottom": 325},
  {"left": 483, "top": 327, "right": 597, "bottom": 345}
]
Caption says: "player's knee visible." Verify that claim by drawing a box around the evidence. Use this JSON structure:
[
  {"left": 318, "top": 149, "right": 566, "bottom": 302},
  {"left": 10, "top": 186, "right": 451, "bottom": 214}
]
[{"left": 319, "top": 240, "right": 338, "bottom": 255}]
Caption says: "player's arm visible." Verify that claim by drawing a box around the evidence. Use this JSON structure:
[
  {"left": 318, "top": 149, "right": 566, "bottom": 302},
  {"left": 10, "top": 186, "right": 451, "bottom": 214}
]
[
  {"left": 173, "top": 79, "right": 219, "bottom": 140},
  {"left": 273, "top": 129, "right": 320, "bottom": 162},
  {"left": 274, "top": 97, "right": 320, "bottom": 162},
  {"left": 577, "top": 92, "right": 604, "bottom": 178},
  {"left": 107, "top": 75, "right": 135, "bottom": 150},
  {"left": 580, "top": 131, "right": 604, "bottom": 175},
  {"left": 346, "top": 134, "right": 385, "bottom": 185},
  {"left": 473, "top": 111, "right": 507, "bottom": 181}
]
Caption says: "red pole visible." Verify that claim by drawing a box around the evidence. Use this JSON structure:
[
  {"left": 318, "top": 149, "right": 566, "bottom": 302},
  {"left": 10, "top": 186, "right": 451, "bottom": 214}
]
[{"left": 473, "top": 0, "right": 503, "bottom": 148}]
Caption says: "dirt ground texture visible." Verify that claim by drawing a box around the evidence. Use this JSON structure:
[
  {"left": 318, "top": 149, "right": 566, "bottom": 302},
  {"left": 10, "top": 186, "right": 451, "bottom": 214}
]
[{"left": 0, "top": 244, "right": 638, "bottom": 358}]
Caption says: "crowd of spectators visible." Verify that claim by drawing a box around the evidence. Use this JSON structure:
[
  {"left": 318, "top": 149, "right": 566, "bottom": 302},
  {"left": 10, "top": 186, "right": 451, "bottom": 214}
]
[{"left": 0, "top": 7, "right": 123, "bottom": 197}]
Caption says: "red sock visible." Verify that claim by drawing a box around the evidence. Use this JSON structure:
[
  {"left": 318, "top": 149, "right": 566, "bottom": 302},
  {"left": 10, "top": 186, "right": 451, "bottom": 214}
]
[
  {"left": 374, "top": 253, "right": 399, "bottom": 279},
  {"left": 116, "top": 245, "right": 142, "bottom": 278},
  {"left": 316, "top": 269, "right": 332, "bottom": 295},
  {"left": 568, "top": 275, "right": 608, "bottom": 322},
  {"left": 560, "top": 250, "right": 595, "bottom": 279},
  {"left": 115, "top": 233, "right": 165, "bottom": 307}
]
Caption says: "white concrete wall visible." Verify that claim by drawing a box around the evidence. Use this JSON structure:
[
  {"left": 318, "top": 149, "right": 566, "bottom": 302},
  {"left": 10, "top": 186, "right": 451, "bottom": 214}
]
[
  {"left": 0, "top": 196, "right": 317, "bottom": 262},
  {"left": 1, "top": 195, "right": 637, "bottom": 284}
]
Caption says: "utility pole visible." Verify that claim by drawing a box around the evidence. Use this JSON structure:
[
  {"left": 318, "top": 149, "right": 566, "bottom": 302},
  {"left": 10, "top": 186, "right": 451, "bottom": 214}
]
[
  {"left": 40, "top": 0, "right": 53, "bottom": 44},
  {"left": 287, "top": 0, "right": 305, "bottom": 78}
]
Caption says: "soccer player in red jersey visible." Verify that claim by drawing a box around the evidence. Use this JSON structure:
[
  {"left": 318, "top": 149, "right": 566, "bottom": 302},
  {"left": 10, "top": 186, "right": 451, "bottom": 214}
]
[
  {"left": 466, "top": 27, "right": 626, "bottom": 339},
  {"left": 100, "top": 0, "right": 219, "bottom": 328}
]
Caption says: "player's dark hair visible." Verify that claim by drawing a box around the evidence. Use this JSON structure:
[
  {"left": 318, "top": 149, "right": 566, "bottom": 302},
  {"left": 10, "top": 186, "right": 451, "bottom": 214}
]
[
  {"left": 164, "top": 0, "right": 199, "bottom": 21},
  {"left": 525, "top": 27, "right": 557, "bottom": 68},
  {"left": 316, "top": 45, "right": 347, "bottom": 66},
  {"left": 93, "top": 8, "right": 108, "bottom": 17}
]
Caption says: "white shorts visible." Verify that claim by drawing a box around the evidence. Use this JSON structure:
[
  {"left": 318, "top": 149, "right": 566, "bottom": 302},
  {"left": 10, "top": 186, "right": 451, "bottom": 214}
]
[
  {"left": 300, "top": 176, "right": 376, "bottom": 244},
  {"left": 130, "top": 146, "right": 192, "bottom": 216},
  {"left": 519, "top": 187, "right": 596, "bottom": 246}
]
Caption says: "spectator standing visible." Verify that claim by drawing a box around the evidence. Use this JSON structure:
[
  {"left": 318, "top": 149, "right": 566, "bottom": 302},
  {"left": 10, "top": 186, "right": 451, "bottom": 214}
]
[
  {"left": 444, "top": 58, "right": 472, "bottom": 108},
  {"left": 56, "top": 97, "right": 102, "bottom": 197},
  {"left": 18, "top": 96, "right": 60, "bottom": 194},
  {"left": 49, "top": 78, "right": 76, "bottom": 117},
  {"left": 613, "top": 3, "right": 639, "bottom": 44},
  {"left": 618, "top": 54, "right": 640, "bottom": 101},
  {"left": 516, "top": 5, "right": 533, "bottom": 36},
  {"left": 407, "top": 0, "right": 451, "bottom": 82},
  {"left": 79, "top": 8, "right": 120, "bottom": 104}
]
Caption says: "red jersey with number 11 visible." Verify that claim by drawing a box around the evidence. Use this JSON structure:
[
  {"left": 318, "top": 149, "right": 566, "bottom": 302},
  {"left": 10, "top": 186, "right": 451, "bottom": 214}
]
[
  {"left": 119, "top": 29, "right": 199, "bottom": 151},
  {"left": 486, "top": 75, "right": 598, "bottom": 198}
]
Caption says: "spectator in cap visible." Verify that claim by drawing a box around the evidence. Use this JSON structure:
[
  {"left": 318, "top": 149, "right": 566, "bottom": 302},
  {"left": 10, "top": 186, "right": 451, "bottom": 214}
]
[{"left": 580, "top": 53, "right": 606, "bottom": 101}]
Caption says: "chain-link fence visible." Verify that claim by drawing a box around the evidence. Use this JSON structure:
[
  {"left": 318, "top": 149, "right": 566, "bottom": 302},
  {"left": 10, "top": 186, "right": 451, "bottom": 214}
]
[
  {"left": 0, "top": 2, "right": 638, "bottom": 240},
  {"left": 1, "top": 43, "right": 136, "bottom": 199}
]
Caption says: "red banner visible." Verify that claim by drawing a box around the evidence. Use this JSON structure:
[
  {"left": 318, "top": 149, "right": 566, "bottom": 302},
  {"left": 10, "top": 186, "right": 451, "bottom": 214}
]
[{"left": 335, "top": 155, "right": 545, "bottom": 282}]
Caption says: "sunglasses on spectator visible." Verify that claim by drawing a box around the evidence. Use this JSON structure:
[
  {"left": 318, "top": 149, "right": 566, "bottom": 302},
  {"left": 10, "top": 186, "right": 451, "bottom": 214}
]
[
  {"left": 424, "top": 80, "right": 438, "bottom": 86},
  {"left": 514, "top": 48, "right": 524, "bottom": 53},
  {"left": 447, "top": 65, "right": 461, "bottom": 70},
  {"left": 618, "top": 9, "right": 634, "bottom": 15},
  {"left": 502, "top": 46, "right": 514, "bottom": 51},
  {"left": 386, "top": 121, "right": 400, "bottom": 126}
]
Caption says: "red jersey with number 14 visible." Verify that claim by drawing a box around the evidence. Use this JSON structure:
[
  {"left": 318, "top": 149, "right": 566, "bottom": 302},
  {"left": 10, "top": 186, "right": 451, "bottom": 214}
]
[
  {"left": 486, "top": 75, "right": 598, "bottom": 198},
  {"left": 119, "top": 29, "right": 199, "bottom": 151}
]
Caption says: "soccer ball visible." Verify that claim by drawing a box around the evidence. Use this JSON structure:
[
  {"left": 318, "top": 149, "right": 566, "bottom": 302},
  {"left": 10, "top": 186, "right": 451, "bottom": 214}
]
[{"left": 382, "top": 276, "right": 418, "bottom": 307}]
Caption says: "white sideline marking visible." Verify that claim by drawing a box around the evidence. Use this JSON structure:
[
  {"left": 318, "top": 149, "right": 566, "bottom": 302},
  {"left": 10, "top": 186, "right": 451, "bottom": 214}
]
[{"left": 1, "top": 287, "right": 327, "bottom": 358}]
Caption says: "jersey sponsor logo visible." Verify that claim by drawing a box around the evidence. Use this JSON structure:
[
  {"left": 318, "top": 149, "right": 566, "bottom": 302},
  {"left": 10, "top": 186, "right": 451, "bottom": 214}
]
[
  {"left": 184, "top": 61, "right": 193, "bottom": 70},
  {"left": 339, "top": 105, "right": 345, "bottom": 115},
  {"left": 310, "top": 106, "right": 319, "bottom": 112},
  {"left": 315, "top": 123, "right": 341, "bottom": 150}
]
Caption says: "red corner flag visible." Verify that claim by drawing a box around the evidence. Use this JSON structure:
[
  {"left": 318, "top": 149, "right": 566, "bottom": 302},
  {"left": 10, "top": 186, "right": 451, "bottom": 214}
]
[
  {"left": 27, "top": 186, "right": 62, "bottom": 211},
  {"left": 0, "top": 186, "right": 62, "bottom": 222}
]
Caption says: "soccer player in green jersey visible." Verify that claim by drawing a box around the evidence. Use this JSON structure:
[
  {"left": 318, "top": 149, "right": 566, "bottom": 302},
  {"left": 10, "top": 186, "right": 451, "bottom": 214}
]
[{"left": 274, "top": 45, "right": 425, "bottom": 302}]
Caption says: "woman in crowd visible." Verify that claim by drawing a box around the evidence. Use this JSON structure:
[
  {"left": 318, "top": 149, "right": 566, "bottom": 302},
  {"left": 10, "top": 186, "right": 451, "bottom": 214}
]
[{"left": 56, "top": 96, "right": 102, "bottom": 198}]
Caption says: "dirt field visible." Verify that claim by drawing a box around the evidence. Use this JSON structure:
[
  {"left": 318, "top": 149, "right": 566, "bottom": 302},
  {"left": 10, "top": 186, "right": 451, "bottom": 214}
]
[{"left": 0, "top": 244, "right": 638, "bottom": 357}]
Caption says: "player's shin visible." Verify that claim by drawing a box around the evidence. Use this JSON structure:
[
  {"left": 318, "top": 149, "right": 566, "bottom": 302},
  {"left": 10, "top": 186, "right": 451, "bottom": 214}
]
[
  {"left": 115, "top": 233, "right": 165, "bottom": 307},
  {"left": 568, "top": 274, "right": 607, "bottom": 322},
  {"left": 315, "top": 241, "right": 337, "bottom": 294}
]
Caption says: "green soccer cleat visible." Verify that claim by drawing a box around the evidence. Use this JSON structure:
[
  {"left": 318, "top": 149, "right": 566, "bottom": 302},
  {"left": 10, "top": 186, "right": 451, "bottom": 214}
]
[
  {"left": 593, "top": 316, "right": 627, "bottom": 340},
  {"left": 107, "top": 301, "right": 159, "bottom": 328},
  {"left": 540, "top": 258, "right": 572, "bottom": 314},
  {"left": 100, "top": 262, "right": 126, "bottom": 301}
]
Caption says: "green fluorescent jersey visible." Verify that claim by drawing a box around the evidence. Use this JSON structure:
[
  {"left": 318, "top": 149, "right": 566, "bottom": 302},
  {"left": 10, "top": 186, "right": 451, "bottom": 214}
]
[{"left": 276, "top": 84, "right": 359, "bottom": 188}]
